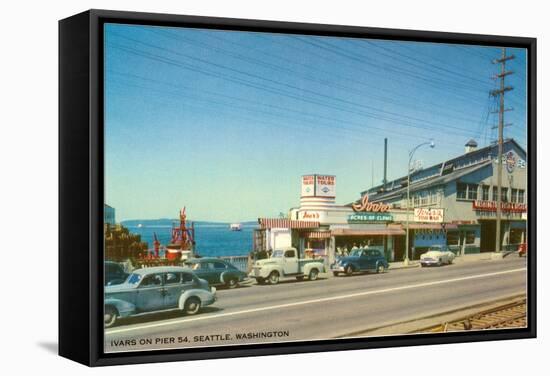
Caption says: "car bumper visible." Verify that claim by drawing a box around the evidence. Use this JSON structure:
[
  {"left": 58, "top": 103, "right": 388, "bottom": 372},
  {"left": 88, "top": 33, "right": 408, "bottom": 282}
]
[
  {"left": 420, "top": 259, "right": 440, "bottom": 265},
  {"left": 330, "top": 265, "right": 345, "bottom": 272},
  {"left": 249, "top": 269, "right": 268, "bottom": 279}
]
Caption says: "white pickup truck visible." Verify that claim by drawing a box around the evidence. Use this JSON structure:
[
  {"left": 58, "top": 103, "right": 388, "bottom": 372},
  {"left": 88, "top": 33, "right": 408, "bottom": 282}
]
[{"left": 249, "top": 247, "right": 325, "bottom": 284}]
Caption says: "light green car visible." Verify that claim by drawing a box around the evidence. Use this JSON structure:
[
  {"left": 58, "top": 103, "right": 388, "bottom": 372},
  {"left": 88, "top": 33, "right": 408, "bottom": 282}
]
[
  {"left": 249, "top": 247, "right": 325, "bottom": 284},
  {"left": 104, "top": 266, "right": 216, "bottom": 328}
]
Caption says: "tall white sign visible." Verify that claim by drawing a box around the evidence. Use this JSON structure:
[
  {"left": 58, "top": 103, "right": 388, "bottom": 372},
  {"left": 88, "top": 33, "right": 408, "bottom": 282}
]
[
  {"left": 315, "top": 175, "right": 336, "bottom": 197},
  {"left": 301, "top": 175, "right": 315, "bottom": 197},
  {"left": 301, "top": 174, "right": 336, "bottom": 197}
]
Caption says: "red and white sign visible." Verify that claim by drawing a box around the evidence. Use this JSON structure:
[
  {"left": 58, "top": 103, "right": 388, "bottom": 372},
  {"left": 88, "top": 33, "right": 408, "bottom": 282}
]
[
  {"left": 473, "top": 200, "right": 527, "bottom": 213},
  {"left": 301, "top": 174, "right": 336, "bottom": 198},
  {"left": 352, "top": 195, "right": 390, "bottom": 213},
  {"left": 301, "top": 175, "right": 315, "bottom": 197},
  {"left": 414, "top": 208, "right": 444, "bottom": 223}
]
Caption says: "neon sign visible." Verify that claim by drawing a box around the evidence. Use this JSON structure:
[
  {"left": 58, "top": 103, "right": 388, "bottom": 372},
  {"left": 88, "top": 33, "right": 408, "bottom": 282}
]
[{"left": 352, "top": 195, "right": 390, "bottom": 213}]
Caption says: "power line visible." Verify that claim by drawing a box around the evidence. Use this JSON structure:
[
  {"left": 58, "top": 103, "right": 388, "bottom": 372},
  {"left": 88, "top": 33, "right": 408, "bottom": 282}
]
[{"left": 107, "top": 38, "right": 484, "bottom": 137}]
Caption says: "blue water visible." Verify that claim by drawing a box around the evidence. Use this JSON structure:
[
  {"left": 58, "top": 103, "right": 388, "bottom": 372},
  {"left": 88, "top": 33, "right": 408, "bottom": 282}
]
[{"left": 126, "top": 223, "right": 254, "bottom": 257}]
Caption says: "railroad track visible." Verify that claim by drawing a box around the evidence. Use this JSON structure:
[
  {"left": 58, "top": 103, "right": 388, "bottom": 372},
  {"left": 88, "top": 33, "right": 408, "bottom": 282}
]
[{"left": 417, "top": 298, "right": 527, "bottom": 333}]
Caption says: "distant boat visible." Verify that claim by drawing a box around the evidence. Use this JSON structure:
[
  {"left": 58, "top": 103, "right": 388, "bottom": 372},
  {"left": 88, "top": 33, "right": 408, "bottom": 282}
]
[
  {"left": 230, "top": 223, "right": 242, "bottom": 231},
  {"left": 137, "top": 223, "right": 143, "bottom": 228}
]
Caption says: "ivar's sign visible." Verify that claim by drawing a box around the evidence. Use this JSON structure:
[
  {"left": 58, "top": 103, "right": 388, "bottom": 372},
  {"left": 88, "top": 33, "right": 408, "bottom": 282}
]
[{"left": 352, "top": 195, "right": 390, "bottom": 213}]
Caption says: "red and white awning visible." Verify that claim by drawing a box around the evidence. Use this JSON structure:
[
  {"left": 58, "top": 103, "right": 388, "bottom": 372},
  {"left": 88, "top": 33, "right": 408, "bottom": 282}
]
[{"left": 258, "top": 218, "right": 320, "bottom": 229}]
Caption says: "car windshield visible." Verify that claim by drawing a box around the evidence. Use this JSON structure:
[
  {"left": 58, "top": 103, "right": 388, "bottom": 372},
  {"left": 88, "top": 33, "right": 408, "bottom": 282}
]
[
  {"left": 272, "top": 250, "right": 284, "bottom": 258},
  {"left": 184, "top": 262, "right": 200, "bottom": 270},
  {"left": 349, "top": 249, "right": 363, "bottom": 256},
  {"left": 428, "top": 246, "right": 443, "bottom": 252},
  {"left": 126, "top": 273, "right": 142, "bottom": 285}
]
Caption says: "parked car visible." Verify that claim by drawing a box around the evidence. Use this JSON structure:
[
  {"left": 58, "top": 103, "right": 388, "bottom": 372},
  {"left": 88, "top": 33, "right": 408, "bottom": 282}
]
[
  {"left": 420, "top": 245, "right": 455, "bottom": 267},
  {"left": 105, "top": 261, "right": 128, "bottom": 286},
  {"left": 518, "top": 243, "right": 527, "bottom": 257},
  {"left": 249, "top": 247, "right": 325, "bottom": 284},
  {"left": 104, "top": 266, "right": 216, "bottom": 328},
  {"left": 330, "top": 247, "right": 388, "bottom": 276},
  {"left": 184, "top": 257, "right": 248, "bottom": 289}
]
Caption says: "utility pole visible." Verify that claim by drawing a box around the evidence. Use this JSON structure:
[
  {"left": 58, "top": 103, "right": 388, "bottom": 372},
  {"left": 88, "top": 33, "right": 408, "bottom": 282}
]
[{"left": 490, "top": 48, "right": 514, "bottom": 253}]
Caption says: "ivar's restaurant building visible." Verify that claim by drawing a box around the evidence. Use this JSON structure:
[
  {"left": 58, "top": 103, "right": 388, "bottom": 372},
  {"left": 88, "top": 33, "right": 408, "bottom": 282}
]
[{"left": 255, "top": 139, "right": 527, "bottom": 265}]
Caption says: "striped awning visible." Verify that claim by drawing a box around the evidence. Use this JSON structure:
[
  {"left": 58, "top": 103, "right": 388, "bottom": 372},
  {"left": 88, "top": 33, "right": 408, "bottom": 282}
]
[
  {"left": 331, "top": 228, "right": 406, "bottom": 236},
  {"left": 258, "top": 218, "right": 320, "bottom": 229},
  {"left": 303, "top": 231, "right": 332, "bottom": 239}
]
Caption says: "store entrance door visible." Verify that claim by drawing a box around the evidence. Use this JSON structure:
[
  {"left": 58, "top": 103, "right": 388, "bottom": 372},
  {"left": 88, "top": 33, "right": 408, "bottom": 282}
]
[
  {"left": 480, "top": 220, "right": 496, "bottom": 252},
  {"left": 393, "top": 235, "right": 405, "bottom": 261}
]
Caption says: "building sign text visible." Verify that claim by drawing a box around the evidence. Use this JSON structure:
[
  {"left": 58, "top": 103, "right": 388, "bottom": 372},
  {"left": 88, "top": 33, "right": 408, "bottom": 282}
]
[
  {"left": 348, "top": 213, "right": 393, "bottom": 223},
  {"left": 473, "top": 200, "right": 527, "bottom": 213},
  {"left": 352, "top": 195, "right": 390, "bottom": 213},
  {"left": 414, "top": 208, "right": 444, "bottom": 223}
]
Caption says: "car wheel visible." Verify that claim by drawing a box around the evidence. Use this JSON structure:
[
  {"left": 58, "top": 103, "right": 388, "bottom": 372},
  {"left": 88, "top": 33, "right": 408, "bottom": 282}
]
[
  {"left": 226, "top": 277, "right": 238, "bottom": 289},
  {"left": 345, "top": 265, "right": 353, "bottom": 276},
  {"left": 104, "top": 306, "right": 118, "bottom": 328},
  {"left": 184, "top": 297, "right": 201, "bottom": 315},
  {"left": 309, "top": 268, "right": 319, "bottom": 281},
  {"left": 333, "top": 271, "right": 339, "bottom": 277},
  {"left": 376, "top": 264, "right": 386, "bottom": 274},
  {"left": 269, "top": 271, "right": 280, "bottom": 285}
]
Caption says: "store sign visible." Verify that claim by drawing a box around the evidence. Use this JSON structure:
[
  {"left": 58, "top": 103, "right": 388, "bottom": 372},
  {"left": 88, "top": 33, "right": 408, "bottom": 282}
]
[
  {"left": 348, "top": 213, "right": 393, "bottom": 223},
  {"left": 473, "top": 200, "right": 527, "bottom": 213},
  {"left": 505, "top": 151, "right": 516, "bottom": 173},
  {"left": 352, "top": 194, "right": 390, "bottom": 213},
  {"left": 301, "top": 174, "right": 336, "bottom": 197},
  {"left": 414, "top": 208, "right": 444, "bottom": 223},
  {"left": 496, "top": 151, "right": 526, "bottom": 171},
  {"left": 301, "top": 175, "right": 315, "bottom": 197},
  {"left": 315, "top": 175, "right": 336, "bottom": 197},
  {"left": 300, "top": 211, "right": 320, "bottom": 220}
]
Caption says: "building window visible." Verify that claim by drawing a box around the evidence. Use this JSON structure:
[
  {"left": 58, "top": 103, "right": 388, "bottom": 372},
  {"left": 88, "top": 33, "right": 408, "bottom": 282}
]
[
  {"left": 492, "top": 186, "right": 498, "bottom": 201},
  {"left": 414, "top": 195, "right": 420, "bottom": 206},
  {"left": 420, "top": 191, "right": 428, "bottom": 206},
  {"left": 457, "top": 183, "right": 467, "bottom": 199},
  {"left": 456, "top": 183, "right": 477, "bottom": 200},
  {"left": 502, "top": 187, "right": 508, "bottom": 202},
  {"left": 511, "top": 188, "right": 518, "bottom": 203},
  {"left": 518, "top": 189, "right": 525, "bottom": 203},
  {"left": 465, "top": 231, "right": 476, "bottom": 244},
  {"left": 467, "top": 184, "right": 478, "bottom": 200},
  {"left": 482, "top": 185, "right": 490, "bottom": 201},
  {"left": 447, "top": 232, "right": 459, "bottom": 246}
]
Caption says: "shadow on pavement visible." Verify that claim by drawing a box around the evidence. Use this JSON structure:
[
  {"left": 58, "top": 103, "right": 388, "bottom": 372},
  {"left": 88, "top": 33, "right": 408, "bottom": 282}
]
[
  {"left": 115, "top": 306, "right": 224, "bottom": 327},
  {"left": 37, "top": 341, "right": 58, "bottom": 354}
]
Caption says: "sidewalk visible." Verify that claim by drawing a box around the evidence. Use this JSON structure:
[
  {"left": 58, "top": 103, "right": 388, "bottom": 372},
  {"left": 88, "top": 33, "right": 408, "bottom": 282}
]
[
  {"left": 388, "top": 251, "right": 519, "bottom": 270},
  {"left": 389, "top": 261, "right": 420, "bottom": 270}
]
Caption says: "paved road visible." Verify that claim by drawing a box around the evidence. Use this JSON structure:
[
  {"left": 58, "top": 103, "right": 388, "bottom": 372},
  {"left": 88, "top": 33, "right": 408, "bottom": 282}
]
[{"left": 105, "top": 256, "right": 527, "bottom": 352}]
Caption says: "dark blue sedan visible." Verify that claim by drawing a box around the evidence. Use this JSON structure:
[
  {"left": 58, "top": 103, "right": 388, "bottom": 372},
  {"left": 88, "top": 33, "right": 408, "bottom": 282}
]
[{"left": 330, "top": 248, "right": 389, "bottom": 276}]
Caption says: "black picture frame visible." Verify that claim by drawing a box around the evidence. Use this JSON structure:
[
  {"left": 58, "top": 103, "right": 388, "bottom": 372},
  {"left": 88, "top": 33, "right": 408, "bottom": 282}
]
[{"left": 59, "top": 9, "right": 537, "bottom": 367}]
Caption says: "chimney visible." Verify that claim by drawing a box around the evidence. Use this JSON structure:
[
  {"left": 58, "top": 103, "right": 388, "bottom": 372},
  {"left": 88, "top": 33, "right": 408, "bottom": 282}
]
[{"left": 465, "top": 139, "right": 478, "bottom": 153}]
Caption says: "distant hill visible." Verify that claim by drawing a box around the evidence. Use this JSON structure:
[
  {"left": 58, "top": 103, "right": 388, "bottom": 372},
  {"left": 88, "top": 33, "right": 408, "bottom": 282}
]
[{"left": 121, "top": 219, "right": 258, "bottom": 227}]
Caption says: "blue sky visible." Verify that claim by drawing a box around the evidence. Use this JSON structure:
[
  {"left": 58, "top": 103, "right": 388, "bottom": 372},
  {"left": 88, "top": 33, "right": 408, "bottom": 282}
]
[{"left": 104, "top": 23, "right": 527, "bottom": 222}]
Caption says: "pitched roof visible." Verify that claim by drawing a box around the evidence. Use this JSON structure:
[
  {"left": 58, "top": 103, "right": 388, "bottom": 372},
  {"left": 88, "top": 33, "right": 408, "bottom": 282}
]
[
  {"left": 362, "top": 138, "right": 525, "bottom": 197},
  {"left": 366, "top": 159, "right": 492, "bottom": 202}
]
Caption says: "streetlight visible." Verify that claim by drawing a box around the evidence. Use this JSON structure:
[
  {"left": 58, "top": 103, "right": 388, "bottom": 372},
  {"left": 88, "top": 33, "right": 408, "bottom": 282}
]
[{"left": 404, "top": 140, "right": 435, "bottom": 266}]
